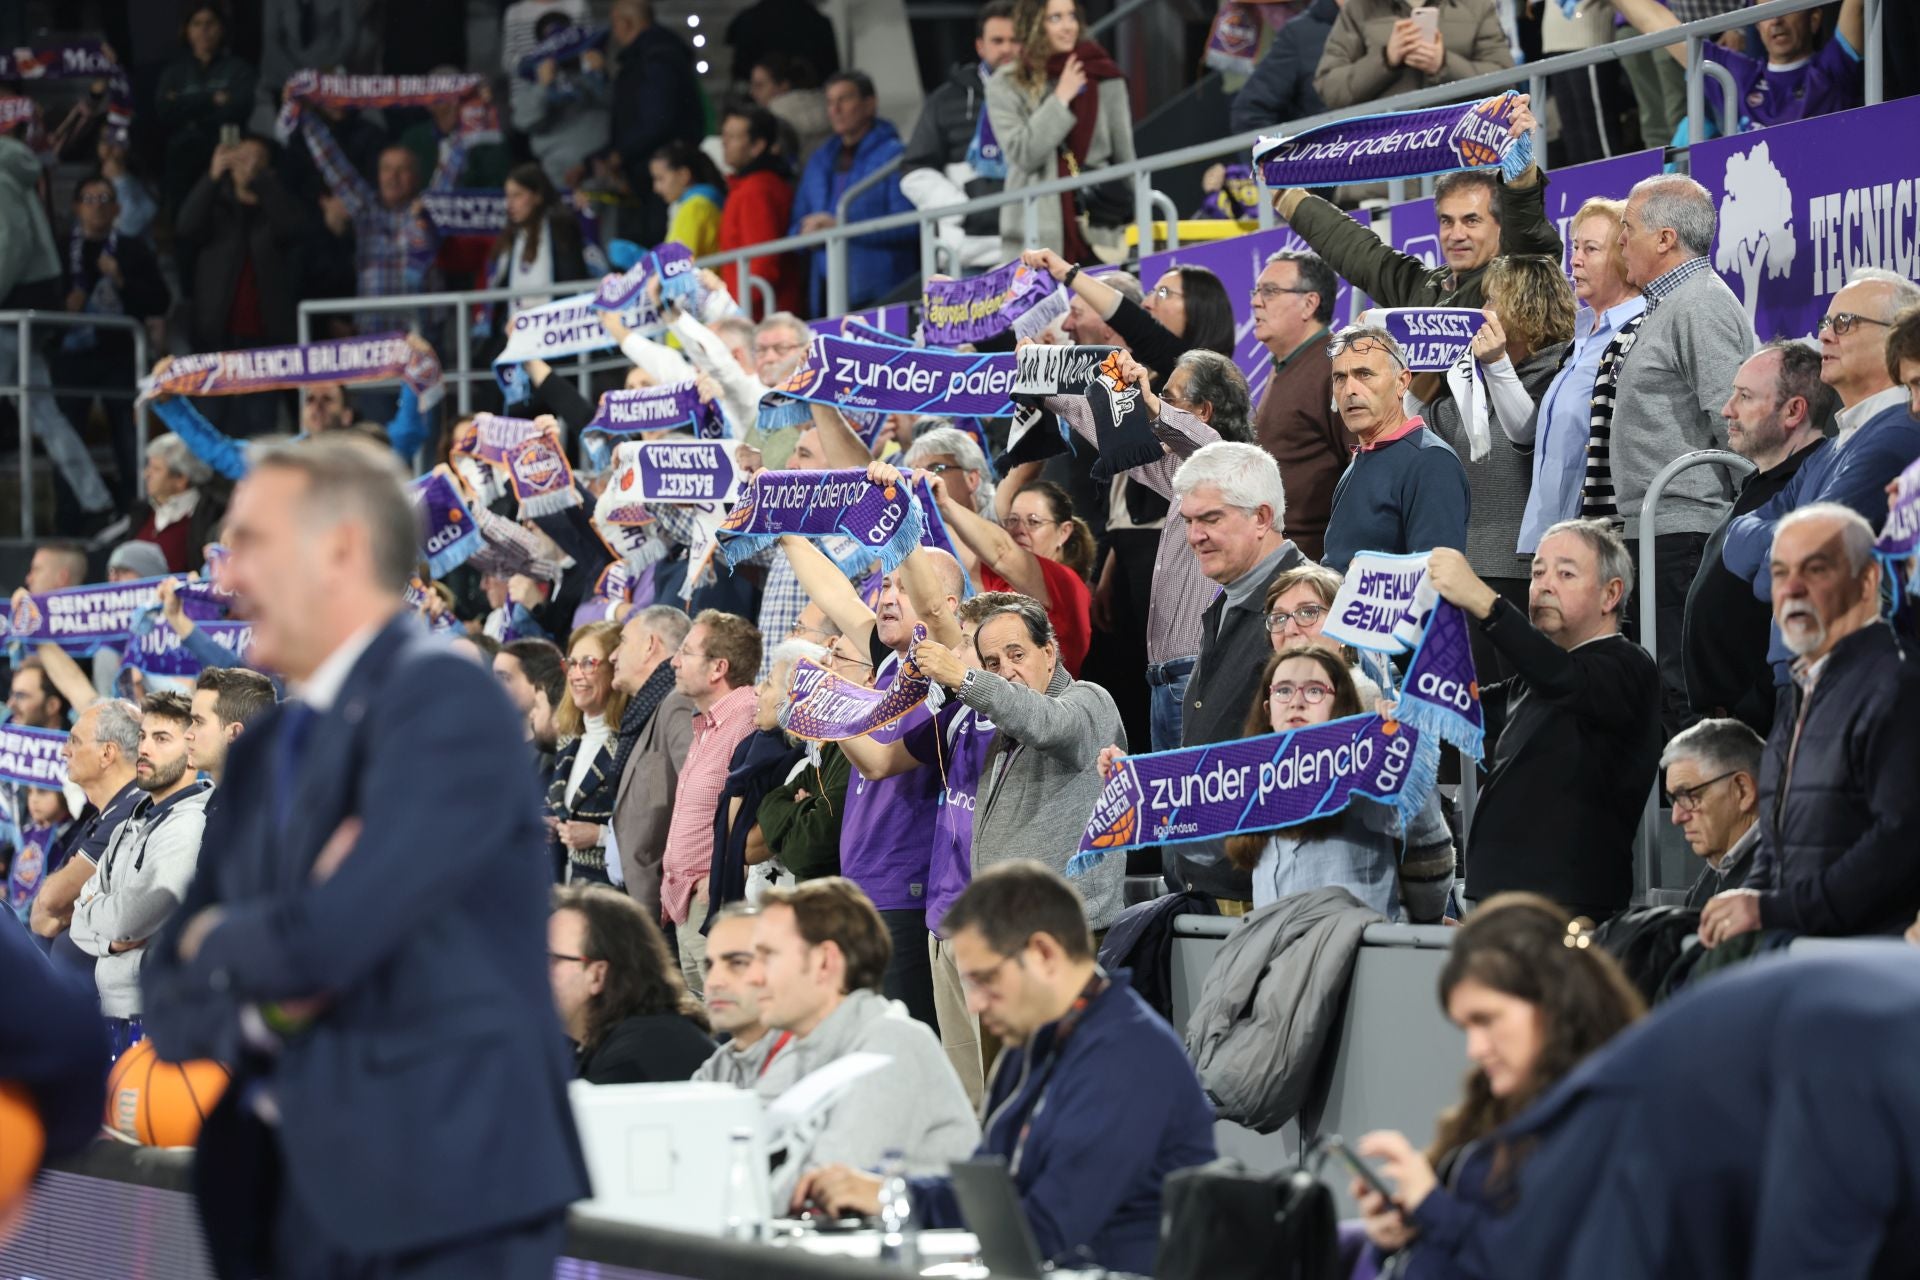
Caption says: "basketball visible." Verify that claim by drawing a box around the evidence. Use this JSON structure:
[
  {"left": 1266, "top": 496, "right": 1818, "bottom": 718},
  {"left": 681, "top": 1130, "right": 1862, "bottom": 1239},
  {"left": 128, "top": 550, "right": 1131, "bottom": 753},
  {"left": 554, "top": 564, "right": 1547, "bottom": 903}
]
[
  {"left": 0, "top": 1081, "right": 46, "bottom": 1212},
  {"left": 103, "top": 1040, "right": 231, "bottom": 1148}
]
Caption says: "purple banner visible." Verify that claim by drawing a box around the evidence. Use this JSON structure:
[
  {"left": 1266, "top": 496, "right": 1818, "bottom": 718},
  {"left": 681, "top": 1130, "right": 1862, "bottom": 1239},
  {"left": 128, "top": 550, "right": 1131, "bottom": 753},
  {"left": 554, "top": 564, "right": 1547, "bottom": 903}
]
[
  {"left": 715, "top": 468, "right": 925, "bottom": 576},
  {"left": 0, "top": 724, "right": 67, "bottom": 790},
  {"left": 1370, "top": 308, "right": 1481, "bottom": 370},
  {"left": 1690, "top": 98, "right": 1920, "bottom": 342},
  {"left": 1254, "top": 93, "right": 1528, "bottom": 189},
  {"left": 4, "top": 577, "right": 226, "bottom": 655},
  {"left": 615, "top": 440, "right": 741, "bottom": 505},
  {"left": 1878, "top": 456, "right": 1920, "bottom": 559},
  {"left": 409, "top": 467, "right": 483, "bottom": 577},
  {"left": 780, "top": 651, "right": 931, "bottom": 742},
  {"left": 922, "top": 261, "right": 1068, "bottom": 346},
  {"left": 123, "top": 620, "right": 256, "bottom": 678},
  {"left": 588, "top": 380, "right": 724, "bottom": 438},
  {"left": 763, "top": 335, "right": 1018, "bottom": 419},
  {"left": 514, "top": 22, "right": 607, "bottom": 79},
  {"left": 421, "top": 190, "right": 507, "bottom": 235},
  {"left": 146, "top": 334, "right": 443, "bottom": 411},
  {"left": 284, "top": 70, "right": 483, "bottom": 109},
  {"left": 1141, "top": 216, "right": 1370, "bottom": 404},
  {"left": 817, "top": 305, "right": 915, "bottom": 343}
]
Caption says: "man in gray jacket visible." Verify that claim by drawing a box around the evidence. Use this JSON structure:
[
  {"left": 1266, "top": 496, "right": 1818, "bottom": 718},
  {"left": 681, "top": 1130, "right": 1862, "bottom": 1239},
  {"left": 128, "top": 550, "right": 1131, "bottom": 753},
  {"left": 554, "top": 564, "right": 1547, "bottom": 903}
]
[
  {"left": 913, "top": 598, "right": 1128, "bottom": 931},
  {"left": 751, "top": 879, "right": 978, "bottom": 1212},
  {"left": 609, "top": 606, "right": 697, "bottom": 920},
  {"left": 1609, "top": 174, "right": 1756, "bottom": 733},
  {"left": 69, "top": 691, "right": 213, "bottom": 1053}
]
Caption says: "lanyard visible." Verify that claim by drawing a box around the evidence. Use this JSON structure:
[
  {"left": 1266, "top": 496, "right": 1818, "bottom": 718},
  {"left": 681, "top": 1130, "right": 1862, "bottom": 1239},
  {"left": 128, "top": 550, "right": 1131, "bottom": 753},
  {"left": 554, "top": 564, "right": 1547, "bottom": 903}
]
[
  {"left": 1006, "top": 969, "right": 1110, "bottom": 1176},
  {"left": 758, "top": 1030, "right": 794, "bottom": 1078}
]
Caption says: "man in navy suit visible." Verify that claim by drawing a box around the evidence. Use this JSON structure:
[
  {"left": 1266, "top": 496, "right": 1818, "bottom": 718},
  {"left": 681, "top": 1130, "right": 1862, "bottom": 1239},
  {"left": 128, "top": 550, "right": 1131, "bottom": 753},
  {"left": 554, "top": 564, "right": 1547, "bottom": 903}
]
[{"left": 143, "top": 435, "right": 588, "bottom": 1279}]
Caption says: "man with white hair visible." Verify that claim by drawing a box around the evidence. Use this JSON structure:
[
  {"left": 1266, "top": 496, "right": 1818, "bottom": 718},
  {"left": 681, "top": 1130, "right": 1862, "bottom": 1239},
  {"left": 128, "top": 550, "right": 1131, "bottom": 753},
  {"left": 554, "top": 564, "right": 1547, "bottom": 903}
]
[
  {"left": 1429, "top": 520, "right": 1660, "bottom": 920},
  {"left": 1699, "top": 504, "right": 1920, "bottom": 947},
  {"left": 1167, "top": 440, "right": 1305, "bottom": 900},
  {"left": 1603, "top": 173, "right": 1756, "bottom": 733},
  {"left": 122, "top": 432, "right": 218, "bottom": 574},
  {"left": 903, "top": 425, "right": 997, "bottom": 518},
  {"left": 1321, "top": 324, "right": 1470, "bottom": 573}
]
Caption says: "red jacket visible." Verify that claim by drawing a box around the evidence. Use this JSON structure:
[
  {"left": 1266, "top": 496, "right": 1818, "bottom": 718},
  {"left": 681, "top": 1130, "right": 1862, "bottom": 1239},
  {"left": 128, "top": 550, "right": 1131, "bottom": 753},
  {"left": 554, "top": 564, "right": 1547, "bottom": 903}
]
[{"left": 720, "top": 164, "right": 805, "bottom": 318}]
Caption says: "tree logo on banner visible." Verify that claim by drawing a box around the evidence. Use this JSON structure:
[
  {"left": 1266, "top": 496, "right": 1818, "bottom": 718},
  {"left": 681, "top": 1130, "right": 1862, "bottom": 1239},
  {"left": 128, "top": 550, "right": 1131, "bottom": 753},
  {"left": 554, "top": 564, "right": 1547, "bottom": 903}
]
[{"left": 1715, "top": 140, "right": 1798, "bottom": 329}]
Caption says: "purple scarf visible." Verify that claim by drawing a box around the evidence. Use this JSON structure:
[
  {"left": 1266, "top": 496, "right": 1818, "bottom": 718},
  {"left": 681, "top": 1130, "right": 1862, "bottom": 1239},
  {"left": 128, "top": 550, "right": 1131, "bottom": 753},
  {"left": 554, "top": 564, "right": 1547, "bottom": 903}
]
[
  {"left": 454, "top": 414, "right": 581, "bottom": 518},
  {"left": 145, "top": 334, "right": 444, "bottom": 412},
  {"left": 0, "top": 724, "right": 67, "bottom": 789},
  {"left": 922, "top": 261, "right": 1069, "bottom": 346},
  {"left": 1253, "top": 92, "right": 1534, "bottom": 188},
  {"left": 781, "top": 649, "right": 932, "bottom": 742},
  {"left": 410, "top": 466, "right": 485, "bottom": 576},
  {"left": 715, "top": 469, "right": 925, "bottom": 577}
]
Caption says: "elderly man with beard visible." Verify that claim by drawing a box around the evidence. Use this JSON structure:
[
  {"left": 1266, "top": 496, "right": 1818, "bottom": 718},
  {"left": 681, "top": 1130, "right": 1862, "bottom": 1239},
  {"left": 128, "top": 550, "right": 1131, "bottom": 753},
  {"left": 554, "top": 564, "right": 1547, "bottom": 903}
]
[
  {"left": 1699, "top": 505, "right": 1920, "bottom": 947},
  {"left": 69, "top": 692, "right": 214, "bottom": 1052},
  {"left": 1429, "top": 521, "right": 1660, "bottom": 921}
]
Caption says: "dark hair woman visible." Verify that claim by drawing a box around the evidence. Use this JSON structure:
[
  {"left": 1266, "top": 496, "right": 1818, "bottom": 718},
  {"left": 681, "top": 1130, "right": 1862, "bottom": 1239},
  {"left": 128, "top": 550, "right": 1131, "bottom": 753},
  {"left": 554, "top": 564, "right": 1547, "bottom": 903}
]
[
  {"left": 490, "top": 161, "right": 590, "bottom": 311},
  {"left": 550, "top": 884, "right": 715, "bottom": 1084},
  {"left": 1349, "top": 893, "right": 1646, "bottom": 1275},
  {"left": 1018, "top": 250, "right": 1234, "bottom": 384}
]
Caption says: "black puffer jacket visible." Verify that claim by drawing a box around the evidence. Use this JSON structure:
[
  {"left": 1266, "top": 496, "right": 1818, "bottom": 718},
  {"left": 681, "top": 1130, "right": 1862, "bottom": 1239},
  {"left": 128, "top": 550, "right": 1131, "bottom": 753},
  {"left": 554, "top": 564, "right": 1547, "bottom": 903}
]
[
  {"left": 1748, "top": 622, "right": 1920, "bottom": 937},
  {"left": 901, "top": 61, "right": 1004, "bottom": 238}
]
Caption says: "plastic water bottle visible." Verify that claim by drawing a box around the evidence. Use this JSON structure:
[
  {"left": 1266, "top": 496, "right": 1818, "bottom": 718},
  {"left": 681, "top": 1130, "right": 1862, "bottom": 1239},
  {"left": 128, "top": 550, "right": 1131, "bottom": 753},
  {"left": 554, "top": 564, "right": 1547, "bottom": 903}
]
[
  {"left": 876, "top": 1148, "right": 920, "bottom": 1272},
  {"left": 720, "top": 1127, "right": 767, "bottom": 1241}
]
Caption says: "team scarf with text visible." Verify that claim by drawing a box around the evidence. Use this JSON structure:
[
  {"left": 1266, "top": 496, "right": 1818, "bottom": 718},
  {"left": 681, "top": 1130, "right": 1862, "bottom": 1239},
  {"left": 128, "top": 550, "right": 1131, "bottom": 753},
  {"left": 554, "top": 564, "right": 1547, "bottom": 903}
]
[
  {"left": 492, "top": 289, "right": 666, "bottom": 403},
  {"left": 1877, "top": 456, "right": 1920, "bottom": 599},
  {"left": 758, "top": 335, "right": 1019, "bottom": 433},
  {"left": 1361, "top": 307, "right": 1491, "bottom": 461},
  {"left": 122, "top": 619, "right": 257, "bottom": 678},
  {"left": 409, "top": 466, "right": 485, "bottom": 576},
  {"left": 515, "top": 22, "right": 608, "bottom": 78},
  {"left": 921, "top": 261, "right": 1069, "bottom": 346},
  {"left": 5, "top": 577, "right": 227, "bottom": 656},
  {"left": 1013, "top": 343, "right": 1119, "bottom": 398},
  {"left": 1203, "top": 2, "right": 1262, "bottom": 75},
  {"left": 595, "top": 242, "right": 699, "bottom": 310},
  {"left": 586, "top": 381, "right": 727, "bottom": 447},
  {"left": 1068, "top": 551, "right": 1484, "bottom": 870},
  {"left": 276, "top": 69, "right": 484, "bottom": 140},
  {"left": 715, "top": 468, "right": 925, "bottom": 577},
  {"left": 143, "top": 334, "right": 444, "bottom": 411},
  {"left": 0, "top": 41, "right": 134, "bottom": 132},
  {"left": 1253, "top": 92, "right": 1534, "bottom": 189},
  {"left": 0, "top": 724, "right": 67, "bottom": 790},
  {"left": 780, "top": 639, "right": 933, "bottom": 742},
  {"left": 452, "top": 414, "right": 581, "bottom": 518},
  {"left": 601, "top": 440, "right": 742, "bottom": 511}
]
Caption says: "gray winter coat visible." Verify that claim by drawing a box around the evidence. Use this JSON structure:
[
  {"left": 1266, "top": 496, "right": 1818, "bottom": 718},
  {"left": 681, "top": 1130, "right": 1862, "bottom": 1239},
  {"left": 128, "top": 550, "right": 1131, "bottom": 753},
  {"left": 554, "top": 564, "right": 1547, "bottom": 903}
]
[
  {"left": 1185, "top": 885, "right": 1382, "bottom": 1134},
  {"left": 982, "top": 64, "right": 1134, "bottom": 255},
  {"left": 960, "top": 661, "right": 1128, "bottom": 930}
]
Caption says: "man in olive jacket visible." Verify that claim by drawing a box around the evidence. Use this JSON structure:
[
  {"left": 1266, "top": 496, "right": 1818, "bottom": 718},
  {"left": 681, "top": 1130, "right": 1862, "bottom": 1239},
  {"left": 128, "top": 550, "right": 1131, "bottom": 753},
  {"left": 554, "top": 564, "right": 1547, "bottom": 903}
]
[{"left": 1272, "top": 94, "right": 1559, "bottom": 322}]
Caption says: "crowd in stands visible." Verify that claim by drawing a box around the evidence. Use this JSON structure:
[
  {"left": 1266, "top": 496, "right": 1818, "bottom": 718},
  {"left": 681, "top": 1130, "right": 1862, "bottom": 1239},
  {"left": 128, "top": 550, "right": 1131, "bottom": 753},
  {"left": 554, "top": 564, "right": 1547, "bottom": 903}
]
[{"left": 8, "top": 0, "right": 1920, "bottom": 1274}]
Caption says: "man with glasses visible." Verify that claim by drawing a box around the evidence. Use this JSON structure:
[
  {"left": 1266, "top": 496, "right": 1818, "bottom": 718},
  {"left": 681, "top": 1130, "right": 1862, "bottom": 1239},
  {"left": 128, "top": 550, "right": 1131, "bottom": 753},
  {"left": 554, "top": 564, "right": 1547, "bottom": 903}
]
[
  {"left": 793, "top": 863, "right": 1214, "bottom": 1276},
  {"left": 660, "top": 611, "right": 764, "bottom": 992},
  {"left": 1660, "top": 718, "right": 1765, "bottom": 912},
  {"left": 1248, "top": 249, "right": 1348, "bottom": 562},
  {"left": 1428, "top": 520, "right": 1659, "bottom": 921},
  {"left": 1721, "top": 269, "right": 1920, "bottom": 684},
  {"left": 1322, "top": 325, "right": 1469, "bottom": 573}
]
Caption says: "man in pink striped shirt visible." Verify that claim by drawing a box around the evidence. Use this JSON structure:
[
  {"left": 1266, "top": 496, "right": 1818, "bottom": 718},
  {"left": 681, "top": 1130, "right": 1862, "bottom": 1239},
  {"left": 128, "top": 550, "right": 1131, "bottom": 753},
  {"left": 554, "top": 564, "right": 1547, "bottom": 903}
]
[{"left": 660, "top": 610, "right": 764, "bottom": 993}]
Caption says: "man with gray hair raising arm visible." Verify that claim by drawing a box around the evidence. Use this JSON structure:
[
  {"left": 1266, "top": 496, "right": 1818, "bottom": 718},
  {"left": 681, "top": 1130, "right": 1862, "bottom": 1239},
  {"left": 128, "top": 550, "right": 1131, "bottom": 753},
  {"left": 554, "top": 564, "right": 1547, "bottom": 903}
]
[
  {"left": 1700, "top": 504, "right": 1920, "bottom": 947},
  {"left": 1321, "top": 324, "right": 1470, "bottom": 573},
  {"left": 1599, "top": 174, "right": 1755, "bottom": 733}
]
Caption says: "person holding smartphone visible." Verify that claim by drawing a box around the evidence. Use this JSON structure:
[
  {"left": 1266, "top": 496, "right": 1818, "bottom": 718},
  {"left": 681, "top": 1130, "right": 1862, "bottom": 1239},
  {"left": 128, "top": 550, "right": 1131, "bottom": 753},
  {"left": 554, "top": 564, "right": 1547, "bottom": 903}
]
[
  {"left": 1345, "top": 895, "right": 1643, "bottom": 1276},
  {"left": 1313, "top": 0, "right": 1513, "bottom": 110}
]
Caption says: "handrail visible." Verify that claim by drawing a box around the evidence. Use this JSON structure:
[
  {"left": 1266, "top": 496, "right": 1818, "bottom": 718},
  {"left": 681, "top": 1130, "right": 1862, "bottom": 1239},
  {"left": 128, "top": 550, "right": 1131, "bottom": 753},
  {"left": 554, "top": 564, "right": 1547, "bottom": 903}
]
[
  {"left": 2, "top": 309, "right": 150, "bottom": 538},
  {"left": 1086, "top": 0, "right": 1159, "bottom": 41},
  {"left": 1635, "top": 448, "right": 1757, "bottom": 896},
  {"left": 829, "top": 155, "right": 906, "bottom": 316}
]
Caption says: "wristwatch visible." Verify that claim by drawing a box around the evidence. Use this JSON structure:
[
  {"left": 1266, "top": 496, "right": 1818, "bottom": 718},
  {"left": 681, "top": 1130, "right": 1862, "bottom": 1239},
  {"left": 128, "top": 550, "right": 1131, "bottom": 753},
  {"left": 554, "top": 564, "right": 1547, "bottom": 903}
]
[{"left": 1063, "top": 264, "right": 1081, "bottom": 289}]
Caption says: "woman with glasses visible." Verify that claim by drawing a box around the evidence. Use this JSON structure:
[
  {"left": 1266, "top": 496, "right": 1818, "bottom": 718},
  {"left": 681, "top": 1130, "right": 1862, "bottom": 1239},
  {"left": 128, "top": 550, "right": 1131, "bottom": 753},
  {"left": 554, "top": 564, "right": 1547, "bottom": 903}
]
[
  {"left": 1426, "top": 254, "right": 1577, "bottom": 681},
  {"left": 1262, "top": 564, "right": 1383, "bottom": 701},
  {"left": 1224, "top": 646, "right": 1454, "bottom": 920},
  {"left": 549, "top": 884, "right": 715, "bottom": 1085},
  {"left": 931, "top": 473, "right": 1097, "bottom": 677},
  {"left": 546, "top": 622, "right": 632, "bottom": 885},
  {"left": 1020, "top": 247, "right": 1236, "bottom": 377}
]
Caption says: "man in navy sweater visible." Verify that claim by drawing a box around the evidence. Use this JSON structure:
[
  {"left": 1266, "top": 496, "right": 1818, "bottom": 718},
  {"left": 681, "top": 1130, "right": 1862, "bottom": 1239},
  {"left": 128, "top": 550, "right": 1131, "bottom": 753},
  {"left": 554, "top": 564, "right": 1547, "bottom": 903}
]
[
  {"left": 793, "top": 863, "right": 1216, "bottom": 1274},
  {"left": 1322, "top": 325, "right": 1470, "bottom": 572}
]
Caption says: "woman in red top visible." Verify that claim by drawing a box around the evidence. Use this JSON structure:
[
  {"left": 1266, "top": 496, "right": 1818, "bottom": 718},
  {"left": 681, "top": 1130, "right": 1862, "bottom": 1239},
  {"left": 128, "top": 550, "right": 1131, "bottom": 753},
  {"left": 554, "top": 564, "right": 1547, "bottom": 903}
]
[{"left": 932, "top": 475, "right": 1096, "bottom": 676}]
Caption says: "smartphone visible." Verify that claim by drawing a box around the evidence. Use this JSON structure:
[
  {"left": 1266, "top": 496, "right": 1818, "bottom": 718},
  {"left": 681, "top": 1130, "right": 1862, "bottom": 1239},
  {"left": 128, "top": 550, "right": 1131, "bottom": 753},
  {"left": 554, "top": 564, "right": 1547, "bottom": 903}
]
[
  {"left": 1322, "top": 1138, "right": 1398, "bottom": 1206},
  {"left": 1411, "top": 6, "right": 1440, "bottom": 41},
  {"left": 219, "top": 122, "right": 241, "bottom": 147}
]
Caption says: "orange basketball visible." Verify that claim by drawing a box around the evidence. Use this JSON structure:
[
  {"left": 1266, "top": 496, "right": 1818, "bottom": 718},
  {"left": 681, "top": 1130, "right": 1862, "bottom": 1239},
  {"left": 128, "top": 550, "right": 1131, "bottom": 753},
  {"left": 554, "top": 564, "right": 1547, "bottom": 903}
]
[
  {"left": 0, "top": 1081, "right": 46, "bottom": 1213},
  {"left": 103, "top": 1039, "right": 231, "bottom": 1148}
]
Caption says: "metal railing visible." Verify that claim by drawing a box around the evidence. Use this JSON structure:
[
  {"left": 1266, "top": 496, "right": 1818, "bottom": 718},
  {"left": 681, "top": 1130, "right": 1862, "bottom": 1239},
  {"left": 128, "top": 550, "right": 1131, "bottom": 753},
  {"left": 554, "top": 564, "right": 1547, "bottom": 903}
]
[
  {"left": 4, "top": 310, "right": 151, "bottom": 538},
  {"left": 306, "top": 0, "right": 1865, "bottom": 351},
  {"left": 1635, "top": 448, "right": 1757, "bottom": 896}
]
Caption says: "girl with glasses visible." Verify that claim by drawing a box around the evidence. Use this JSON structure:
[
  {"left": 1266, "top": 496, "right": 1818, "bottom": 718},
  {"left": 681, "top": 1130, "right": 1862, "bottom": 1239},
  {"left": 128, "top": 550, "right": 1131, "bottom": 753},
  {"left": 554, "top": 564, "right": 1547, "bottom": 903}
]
[{"left": 1224, "top": 646, "right": 1454, "bottom": 921}]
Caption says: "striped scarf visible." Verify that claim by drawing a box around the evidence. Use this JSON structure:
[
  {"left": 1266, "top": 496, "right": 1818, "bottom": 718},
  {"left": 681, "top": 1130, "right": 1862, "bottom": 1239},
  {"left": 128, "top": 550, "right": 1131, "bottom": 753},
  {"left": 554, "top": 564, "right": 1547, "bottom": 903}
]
[{"left": 1580, "top": 313, "right": 1647, "bottom": 522}]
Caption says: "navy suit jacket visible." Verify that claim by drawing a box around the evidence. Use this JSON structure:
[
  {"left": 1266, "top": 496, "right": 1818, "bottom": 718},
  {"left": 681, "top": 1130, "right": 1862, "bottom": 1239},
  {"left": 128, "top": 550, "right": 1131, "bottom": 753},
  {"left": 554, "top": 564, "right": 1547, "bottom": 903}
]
[{"left": 143, "top": 616, "right": 589, "bottom": 1262}]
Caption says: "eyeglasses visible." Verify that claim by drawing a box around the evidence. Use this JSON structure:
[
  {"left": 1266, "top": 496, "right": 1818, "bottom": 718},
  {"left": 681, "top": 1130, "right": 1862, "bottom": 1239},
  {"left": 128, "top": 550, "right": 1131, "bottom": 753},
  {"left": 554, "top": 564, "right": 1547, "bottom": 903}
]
[
  {"left": 1270, "top": 680, "right": 1335, "bottom": 706},
  {"left": 754, "top": 340, "right": 803, "bottom": 357},
  {"left": 1151, "top": 285, "right": 1184, "bottom": 301},
  {"left": 1818, "top": 312, "right": 1891, "bottom": 336},
  {"left": 959, "top": 952, "right": 1021, "bottom": 994},
  {"left": 565, "top": 656, "right": 605, "bottom": 672},
  {"left": 1264, "top": 604, "right": 1327, "bottom": 631},
  {"left": 1327, "top": 336, "right": 1406, "bottom": 368},
  {"left": 549, "top": 951, "right": 590, "bottom": 967},
  {"left": 1010, "top": 514, "right": 1060, "bottom": 531},
  {"left": 922, "top": 462, "right": 960, "bottom": 475},
  {"left": 1669, "top": 770, "right": 1738, "bottom": 814},
  {"left": 76, "top": 193, "right": 117, "bottom": 206},
  {"left": 1251, "top": 284, "right": 1316, "bottom": 303},
  {"left": 788, "top": 622, "right": 835, "bottom": 640}
]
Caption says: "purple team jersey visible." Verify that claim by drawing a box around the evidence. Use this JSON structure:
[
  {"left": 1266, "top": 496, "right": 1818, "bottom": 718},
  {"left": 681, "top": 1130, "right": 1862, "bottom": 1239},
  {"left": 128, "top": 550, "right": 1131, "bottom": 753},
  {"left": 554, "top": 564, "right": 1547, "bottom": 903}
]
[
  {"left": 1703, "top": 33, "right": 1861, "bottom": 134},
  {"left": 838, "top": 655, "right": 943, "bottom": 913},
  {"left": 906, "top": 700, "right": 998, "bottom": 935}
]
